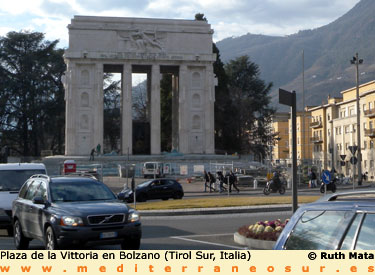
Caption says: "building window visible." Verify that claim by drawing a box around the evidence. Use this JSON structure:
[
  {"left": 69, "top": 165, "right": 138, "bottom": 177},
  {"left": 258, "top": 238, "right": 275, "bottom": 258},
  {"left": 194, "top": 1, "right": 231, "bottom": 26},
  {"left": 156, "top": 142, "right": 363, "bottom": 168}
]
[
  {"left": 364, "top": 122, "right": 367, "bottom": 130},
  {"left": 363, "top": 104, "right": 366, "bottom": 111},
  {"left": 349, "top": 108, "right": 355, "bottom": 116},
  {"left": 371, "top": 141, "right": 374, "bottom": 149},
  {"left": 371, "top": 160, "right": 374, "bottom": 169},
  {"left": 364, "top": 160, "right": 367, "bottom": 168},
  {"left": 345, "top": 143, "right": 349, "bottom": 150},
  {"left": 328, "top": 129, "right": 331, "bottom": 136},
  {"left": 370, "top": 121, "right": 373, "bottom": 129},
  {"left": 364, "top": 141, "right": 367, "bottom": 149},
  {"left": 352, "top": 124, "right": 356, "bottom": 133},
  {"left": 328, "top": 114, "right": 331, "bottom": 121},
  {"left": 345, "top": 126, "right": 350, "bottom": 133}
]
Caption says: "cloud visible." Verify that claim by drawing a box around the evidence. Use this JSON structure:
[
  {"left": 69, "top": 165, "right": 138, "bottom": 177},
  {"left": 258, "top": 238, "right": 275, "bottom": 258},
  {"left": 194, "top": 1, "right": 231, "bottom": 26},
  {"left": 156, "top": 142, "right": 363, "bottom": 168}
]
[
  {"left": 40, "top": 0, "right": 77, "bottom": 17},
  {"left": 0, "top": 0, "right": 362, "bottom": 46}
]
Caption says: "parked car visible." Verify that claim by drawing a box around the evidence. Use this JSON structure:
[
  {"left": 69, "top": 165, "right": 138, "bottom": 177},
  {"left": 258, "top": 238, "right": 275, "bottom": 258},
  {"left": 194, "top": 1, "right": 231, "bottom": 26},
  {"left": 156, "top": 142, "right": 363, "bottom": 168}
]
[
  {"left": 12, "top": 174, "right": 141, "bottom": 250},
  {"left": 0, "top": 163, "right": 47, "bottom": 236},
  {"left": 118, "top": 179, "right": 184, "bottom": 202},
  {"left": 142, "top": 162, "right": 165, "bottom": 178},
  {"left": 274, "top": 191, "right": 375, "bottom": 250}
]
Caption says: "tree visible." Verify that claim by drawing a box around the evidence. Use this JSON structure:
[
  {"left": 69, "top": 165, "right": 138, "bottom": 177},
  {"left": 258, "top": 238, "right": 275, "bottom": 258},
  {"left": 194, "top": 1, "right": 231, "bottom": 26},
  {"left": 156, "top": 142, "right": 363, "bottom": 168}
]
[
  {"left": 160, "top": 74, "right": 172, "bottom": 152},
  {"left": 0, "top": 31, "right": 66, "bottom": 156},
  {"left": 103, "top": 73, "right": 121, "bottom": 152},
  {"left": 213, "top": 43, "right": 232, "bottom": 152},
  {"left": 224, "top": 55, "right": 275, "bottom": 156}
]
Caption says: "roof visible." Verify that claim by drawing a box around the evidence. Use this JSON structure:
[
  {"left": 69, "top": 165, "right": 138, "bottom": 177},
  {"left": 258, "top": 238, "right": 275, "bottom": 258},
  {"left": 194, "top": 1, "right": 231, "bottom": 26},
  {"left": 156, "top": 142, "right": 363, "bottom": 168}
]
[{"left": 0, "top": 163, "right": 46, "bottom": 170}]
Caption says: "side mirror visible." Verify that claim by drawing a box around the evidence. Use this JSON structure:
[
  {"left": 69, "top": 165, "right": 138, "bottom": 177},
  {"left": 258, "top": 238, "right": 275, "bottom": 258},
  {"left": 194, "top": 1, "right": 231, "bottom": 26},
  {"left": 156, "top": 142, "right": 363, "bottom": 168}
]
[{"left": 32, "top": 196, "right": 46, "bottom": 205}]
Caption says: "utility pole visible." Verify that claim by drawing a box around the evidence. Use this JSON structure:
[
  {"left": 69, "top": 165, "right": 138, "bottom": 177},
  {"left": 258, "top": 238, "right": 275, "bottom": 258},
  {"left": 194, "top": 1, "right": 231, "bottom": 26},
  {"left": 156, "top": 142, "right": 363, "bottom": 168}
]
[{"left": 350, "top": 53, "right": 363, "bottom": 185}]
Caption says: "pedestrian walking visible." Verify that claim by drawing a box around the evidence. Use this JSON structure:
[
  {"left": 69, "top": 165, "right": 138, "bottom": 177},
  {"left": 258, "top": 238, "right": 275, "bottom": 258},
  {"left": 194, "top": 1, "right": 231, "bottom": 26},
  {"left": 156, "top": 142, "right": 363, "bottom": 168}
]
[
  {"left": 217, "top": 171, "right": 226, "bottom": 193},
  {"left": 204, "top": 170, "right": 210, "bottom": 192},
  {"left": 310, "top": 170, "right": 317, "bottom": 188},
  {"left": 207, "top": 172, "right": 216, "bottom": 192},
  {"left": 229, "top": 171, "right": 240, "bottom": 193}
]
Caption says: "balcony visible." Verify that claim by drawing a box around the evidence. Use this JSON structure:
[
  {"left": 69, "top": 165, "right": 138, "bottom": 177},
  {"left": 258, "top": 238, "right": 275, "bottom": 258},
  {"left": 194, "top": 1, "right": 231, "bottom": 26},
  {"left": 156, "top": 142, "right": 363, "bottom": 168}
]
[
  {"left": 310, "top": 136, "right": 323, "bottom": 143},
  {"left": 365, "top": 129, "right": 375, "bottom": 138},
  {"left": 310, "top": 121, "right": 323, "bottom": 128},
  {"left": 364, "top": 109, "right": 375, "bottom": 118}
]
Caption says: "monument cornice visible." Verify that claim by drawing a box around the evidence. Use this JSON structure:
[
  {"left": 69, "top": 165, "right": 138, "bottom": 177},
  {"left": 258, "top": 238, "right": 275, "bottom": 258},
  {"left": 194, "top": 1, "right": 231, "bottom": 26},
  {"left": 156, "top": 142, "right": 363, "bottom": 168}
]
[
  {"left": 69, "top": 16, "right": 214, "bottom": 34},
  {"left": 64, "top": 51, "right": 217, "bottom": 62}
]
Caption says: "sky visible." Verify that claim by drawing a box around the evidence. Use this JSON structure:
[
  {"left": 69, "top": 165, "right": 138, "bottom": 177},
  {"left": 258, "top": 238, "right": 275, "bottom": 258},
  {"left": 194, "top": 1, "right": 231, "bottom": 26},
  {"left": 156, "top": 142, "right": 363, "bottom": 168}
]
[{"left": 0, "top": 0, "right": 361, "bottom": 48}]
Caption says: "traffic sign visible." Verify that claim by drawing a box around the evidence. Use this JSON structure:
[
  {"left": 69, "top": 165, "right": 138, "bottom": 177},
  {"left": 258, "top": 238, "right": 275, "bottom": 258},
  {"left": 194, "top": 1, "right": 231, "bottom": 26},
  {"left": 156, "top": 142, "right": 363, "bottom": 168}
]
[
  {"left": 322, "top": 170, "right": 331, "bottom": 185},
  {"left": 340, "top": 154, "right": 346, "bottom": 161},
  {"left": 350, "top": 156, "right": 358, "bottom": 165},
  {"left": 348, "top": 146, "right": 358, "bottom": 155}
]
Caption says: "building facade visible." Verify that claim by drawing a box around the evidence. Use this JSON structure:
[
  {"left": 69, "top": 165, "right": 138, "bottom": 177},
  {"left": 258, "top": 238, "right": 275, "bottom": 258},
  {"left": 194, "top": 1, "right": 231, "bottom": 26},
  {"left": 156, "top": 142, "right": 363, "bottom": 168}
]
[{"left": 308, "top": 80, "right": 375, "bottom": 179}]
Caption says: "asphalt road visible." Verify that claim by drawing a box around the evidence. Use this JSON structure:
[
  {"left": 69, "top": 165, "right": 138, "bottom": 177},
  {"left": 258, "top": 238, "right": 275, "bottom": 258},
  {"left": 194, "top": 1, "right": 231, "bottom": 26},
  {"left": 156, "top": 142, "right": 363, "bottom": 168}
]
[{"left": 0, "top": 212, "right": 292, "bottom": 250}]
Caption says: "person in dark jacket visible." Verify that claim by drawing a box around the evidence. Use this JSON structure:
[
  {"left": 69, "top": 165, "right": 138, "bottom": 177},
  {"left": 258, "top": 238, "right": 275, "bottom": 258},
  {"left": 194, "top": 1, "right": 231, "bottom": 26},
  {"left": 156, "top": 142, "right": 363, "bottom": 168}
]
[
  {"left": 229, "top": 171, "right": 240, "bottom": 193},
  {"left": 204, "top": 170, "right": 210, "bottom": 192},
  {"left": 207, "top": 171, "right": 216, "bottom": 192}
]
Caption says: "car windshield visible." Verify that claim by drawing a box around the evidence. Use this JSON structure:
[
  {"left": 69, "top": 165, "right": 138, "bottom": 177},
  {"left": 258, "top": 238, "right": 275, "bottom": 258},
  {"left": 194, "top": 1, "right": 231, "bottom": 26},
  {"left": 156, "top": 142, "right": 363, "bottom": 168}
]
[
  {"left": 0, "top": 170, "right": 46, "bottom": 191},
  {"left": 137, "top": 180, "right": 152, "bottom": 188},
  {"left": 145, "top": 163, "right": 156, "bottom": 169},
  {"left": 50, "top": 180, "right": 116, "bottom": 202},
  {"left": 284, "top": 210, "right": 354, "bottom": 250}
]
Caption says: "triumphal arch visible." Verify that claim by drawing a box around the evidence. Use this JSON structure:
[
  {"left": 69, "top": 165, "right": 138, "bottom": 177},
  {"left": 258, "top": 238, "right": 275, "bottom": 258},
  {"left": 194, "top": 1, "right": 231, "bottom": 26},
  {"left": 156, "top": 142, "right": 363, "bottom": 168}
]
[{"left": 64, "top": 16, "right": 216, "bottom": 155}]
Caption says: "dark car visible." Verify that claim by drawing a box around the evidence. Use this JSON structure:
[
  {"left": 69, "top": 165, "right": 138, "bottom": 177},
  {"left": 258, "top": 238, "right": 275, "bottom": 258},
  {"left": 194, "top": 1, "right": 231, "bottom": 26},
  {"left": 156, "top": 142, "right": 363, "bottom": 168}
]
[
  {"left": 12, "top": 174, "right": 141, "bottom": 250},
  {"left": 118, "top": 179, "right": 184, "bottom": 202},
  {"left": 274, "top": 191, "right": 375, "bottom": 250}
]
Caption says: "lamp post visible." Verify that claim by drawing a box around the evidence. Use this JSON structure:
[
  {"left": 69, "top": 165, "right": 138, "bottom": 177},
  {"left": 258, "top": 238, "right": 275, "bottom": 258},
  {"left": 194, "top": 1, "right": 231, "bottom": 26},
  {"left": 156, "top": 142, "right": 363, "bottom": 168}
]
[{"left": 350, "top": 53, "right": 363, "bottom": 185}]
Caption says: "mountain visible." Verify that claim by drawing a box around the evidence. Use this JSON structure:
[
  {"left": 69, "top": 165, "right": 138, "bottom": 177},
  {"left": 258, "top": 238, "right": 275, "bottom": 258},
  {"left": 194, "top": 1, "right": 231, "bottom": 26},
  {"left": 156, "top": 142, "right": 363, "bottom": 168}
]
[{"left": 216, "top": 0, "right": 375, "bottom": 110}]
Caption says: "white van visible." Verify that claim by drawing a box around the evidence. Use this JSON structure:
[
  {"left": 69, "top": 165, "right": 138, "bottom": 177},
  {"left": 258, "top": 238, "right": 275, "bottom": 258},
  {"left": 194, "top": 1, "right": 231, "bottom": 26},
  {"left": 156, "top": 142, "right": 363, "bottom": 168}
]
[
  {"left": 142, "top": 162, "right": 165, "bottom": 178},
  {"left": 0, "top": 163, "right": 47, "bottom": 235}
]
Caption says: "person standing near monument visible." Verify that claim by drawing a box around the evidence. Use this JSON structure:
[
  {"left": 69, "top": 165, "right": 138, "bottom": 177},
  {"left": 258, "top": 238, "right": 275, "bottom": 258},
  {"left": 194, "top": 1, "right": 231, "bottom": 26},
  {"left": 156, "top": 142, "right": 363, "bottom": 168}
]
[
  {"left": 96, "top": 143, "right": 101, "bottom": 156},
  {"left": 90, "top": 148, "right": 95, "bottom": 161}
]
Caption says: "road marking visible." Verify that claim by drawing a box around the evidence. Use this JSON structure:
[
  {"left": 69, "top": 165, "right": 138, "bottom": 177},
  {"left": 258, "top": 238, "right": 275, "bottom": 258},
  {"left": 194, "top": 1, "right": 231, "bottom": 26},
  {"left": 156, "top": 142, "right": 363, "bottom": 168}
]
[{"left": 171, "top": 234, "right": 246, "bottom": 250}]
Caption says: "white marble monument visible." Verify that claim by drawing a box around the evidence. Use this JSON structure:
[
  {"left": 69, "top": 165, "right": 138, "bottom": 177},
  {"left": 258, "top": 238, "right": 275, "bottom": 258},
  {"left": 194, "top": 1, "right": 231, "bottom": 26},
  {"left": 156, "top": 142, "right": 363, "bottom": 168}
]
[{"left": 64, "top": 16, "right": 216, "bottom": 155}]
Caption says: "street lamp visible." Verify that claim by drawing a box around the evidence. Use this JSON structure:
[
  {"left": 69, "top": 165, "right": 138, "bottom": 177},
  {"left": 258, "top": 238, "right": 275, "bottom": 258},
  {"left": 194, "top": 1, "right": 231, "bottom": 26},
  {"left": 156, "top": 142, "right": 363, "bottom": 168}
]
[{"left": 350, "top": 53, "right": 363, "bottom": 185}]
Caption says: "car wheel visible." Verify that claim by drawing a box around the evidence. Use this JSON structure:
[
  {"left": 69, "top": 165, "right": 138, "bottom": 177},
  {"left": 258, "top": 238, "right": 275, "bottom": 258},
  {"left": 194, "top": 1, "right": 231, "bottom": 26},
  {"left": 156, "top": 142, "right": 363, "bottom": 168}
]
[
  {"left": 173, "top": 191, "right": 183, "bottom": 199},
  {"left": 44, "top": 226, "right": 59, "bottom": 250},
  {"left": 121, "top": 237, "right": 141, "bottom": 250},
  {"left": 13, "top": 219, "right": 30, "bottom": 249}
]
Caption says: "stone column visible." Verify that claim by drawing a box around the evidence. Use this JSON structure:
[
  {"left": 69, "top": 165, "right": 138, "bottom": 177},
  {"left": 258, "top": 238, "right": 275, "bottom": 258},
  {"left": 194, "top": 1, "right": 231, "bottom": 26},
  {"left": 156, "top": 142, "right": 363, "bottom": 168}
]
[
  {"left": 93, "top": 63, "right": 104, "bottom": 152},
  {"left": 172, "top": 73, "right": 179, "bottom": 151},
  {"left": 64, "top": 61, "right": 76, "bottom": 155},
  {"left": 178, "top": 65, "right": 189, "bottom": 153},
  {"left": 122, "top": 63, "right": 133, "bottom": 155},
  {"left": 150, "top": 64, "right": 161, "bottom": 154}
]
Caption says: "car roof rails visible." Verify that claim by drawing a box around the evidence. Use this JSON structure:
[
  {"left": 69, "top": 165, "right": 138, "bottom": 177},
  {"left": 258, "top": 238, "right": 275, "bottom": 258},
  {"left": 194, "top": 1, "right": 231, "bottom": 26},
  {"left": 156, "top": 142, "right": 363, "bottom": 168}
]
[
  {"left": 63, "top": 171, "right": 99, "bottom": 180},
  {"left": 30, "top": 174, "right": 50, "bottom": 181},
  {"left": 325, "top": 191, "right": 375, "bottom": 201}
]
